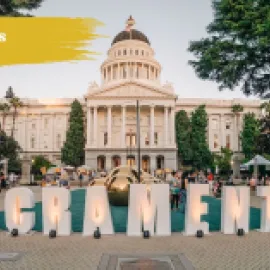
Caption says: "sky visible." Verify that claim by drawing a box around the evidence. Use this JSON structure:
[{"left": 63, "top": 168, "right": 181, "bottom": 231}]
[{"left": 0, "top": 0, "right": 256, "bottom": 100}]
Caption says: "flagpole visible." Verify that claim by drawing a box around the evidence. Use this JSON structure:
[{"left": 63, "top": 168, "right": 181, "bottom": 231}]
[{"left": 136, "top": 100, "right": 141, "bottom": 183}]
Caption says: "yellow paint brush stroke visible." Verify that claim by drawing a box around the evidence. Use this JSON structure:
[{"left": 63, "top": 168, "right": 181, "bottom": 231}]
[{"left": 0, "top": 17, "right": 105, "bottom": 66}]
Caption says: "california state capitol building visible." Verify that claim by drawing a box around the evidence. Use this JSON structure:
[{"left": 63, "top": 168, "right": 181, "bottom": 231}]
[{"left": 0, "top": 17, "right": 262, "bottom": 175}]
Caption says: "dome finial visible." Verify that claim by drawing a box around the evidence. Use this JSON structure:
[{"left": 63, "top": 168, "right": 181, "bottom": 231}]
[{"left": 125, "top": 15, "right": 135, "bottom": 31}]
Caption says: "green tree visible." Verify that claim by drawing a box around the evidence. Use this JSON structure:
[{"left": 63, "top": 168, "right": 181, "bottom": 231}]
[
  {"left": 214, "top": 147, "right": 233, "bottom": 177},
  {"left": 31, "top": 155, "right": 53, "bottom": 175},
  {"left": 0, "top": 130, "right": 21, "bottom": 173},
  {"left": 0, "top": 102, "right": 10, "bottom": 131},
  {"left": 0, "top": 0, "right": 44, "bottom": 16},
  {"left": 190, "top": 105, "right": 213, "bottom": 169},
  {"left": 257, "top": 101, "right": 270, "bottom": 155},
  {"left": 61, "top": 99, "right": 85, "bottom": 167},
  {"left": 175, "top": 110, "right": 192, "bottom": 165},
  {"left": 231, "top": 104, "right": 244, "bottom": 151},
  {"left": 9, "top": 96, "right": 23, "bottom": 138},
  {"left": 188, "top": 0, "right": 270, "bottom": 98},
  {"left": 241, "top": 112, "right": 260, "bottom": 159}
]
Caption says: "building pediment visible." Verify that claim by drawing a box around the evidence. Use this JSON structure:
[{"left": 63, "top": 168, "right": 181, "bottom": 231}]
[{"left": 87, "top": 81, "right": 176, "bottom": 99}]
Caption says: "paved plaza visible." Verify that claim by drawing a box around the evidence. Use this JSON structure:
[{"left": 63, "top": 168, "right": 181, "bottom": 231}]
[{"left": 0, "top": 187, "right": 268, "bottom": 270}]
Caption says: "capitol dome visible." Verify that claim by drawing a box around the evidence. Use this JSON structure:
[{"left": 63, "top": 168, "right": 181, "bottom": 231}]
[
  {"left": 111, "top": 29, "right": 150, "bottom": 46},
  {"left": 111, "top": 16, "right": 150, "bottom": 46}
]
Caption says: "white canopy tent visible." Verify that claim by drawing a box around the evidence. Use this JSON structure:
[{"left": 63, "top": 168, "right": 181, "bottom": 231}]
[{"left": 244, "top": 155, "right": 270, "bottom": 179}]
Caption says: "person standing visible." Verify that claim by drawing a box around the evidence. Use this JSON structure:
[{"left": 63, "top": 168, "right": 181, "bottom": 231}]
[
  {"left": 207, "top": 172, "right": 214, "bottom": 194},
  {"left": 9, "top": 172, "right": 14, "bottom": 188},
  {"left": 170, "top": 181, "right": 180, "bottom": 211},
  {"left": 79, "top": 172, "right": 83, "bottom": 187}
]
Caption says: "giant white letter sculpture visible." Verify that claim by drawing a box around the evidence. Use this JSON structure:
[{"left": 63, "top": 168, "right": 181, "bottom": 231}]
[
  {"left": 5, "top": 187, "right": 35, "bottom": 234},
  {"left": 83, "top": 186, "right": 114, "bottom": 236},
  {"left": 127, "top": 184, "right": 170, "bottom": 236},
  {"left": 221, "top": 186, "right": 249, "bottom": 234},
  {"left": 184, "top": 184, "right": 209, "bottom": 236},
  {"left": 257, "top": 186, "right": 270, "bottom": 232},
  {"left": 42, "top": 187, "right": 71, "bottom": 236}
]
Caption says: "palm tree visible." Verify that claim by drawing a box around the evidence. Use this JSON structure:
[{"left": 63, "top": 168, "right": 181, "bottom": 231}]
[
  {"left": 231, "top": 104, "right": 244, "bottom": 152},
  {"left": 9, "top": 97, "right": 23, "bottom": 138},
  {"left": 0, "top": 102, "right": 10, "bottom": 131}
]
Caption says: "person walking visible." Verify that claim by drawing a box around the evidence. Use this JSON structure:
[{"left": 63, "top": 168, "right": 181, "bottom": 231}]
[{"left": 79, "top": 172, "right": 83, "bottom": 187}]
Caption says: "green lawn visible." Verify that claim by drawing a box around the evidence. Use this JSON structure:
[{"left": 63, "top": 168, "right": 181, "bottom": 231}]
[{"left": 0, "top": 189, "right": 261, "bottom": 232}]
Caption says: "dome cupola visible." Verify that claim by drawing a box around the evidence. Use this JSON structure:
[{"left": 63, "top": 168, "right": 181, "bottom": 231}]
[{"left": 111, "top": 16, "right": 150, "bottom": 46}]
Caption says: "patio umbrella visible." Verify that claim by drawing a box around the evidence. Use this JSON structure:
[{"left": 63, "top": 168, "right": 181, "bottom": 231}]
[
  {"left": 64, "top": 166, "right": 75, "bottom": 171},
  {"left": 244, "top": 155, "right": 270, "bottom": 179}
]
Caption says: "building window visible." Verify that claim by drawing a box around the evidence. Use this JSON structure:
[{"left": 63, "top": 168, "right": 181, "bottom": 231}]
[
  {"left": 226, "top": 135, "right": 231, "bottom": 149},
  {"left": 118, "top": 50, "right": 121, "bottom": 56},
  {"left": 57, "top": 134, "right": 61, "bottom": 149},
  {"left": 130, "top": 49, "right": 133, "bottom": 55},
  {"left": 104, "top": 132, "right": 108, "bottom": 146},
  {"left": 31, "top": 136, "right": 35, "bottom": 149},
  {"left": 135, "top": 50, "right": 138, "bottom": 55},
  {"left": 214, "top": 134, "right": 219, "bottom": 149},
  {"left": 154, "top": 132, "right": 158, "bottom": 145},
  {"left": 123, "top": 49, "right": 126, "bottom": 55},
  {"left": 145, "top": 134, "right": 149, "bottom": 146},
  {"left": 126, "top": 131, "right": 136, "bottom": 147},
  {"left": 123, "top": 66, "right": 127, "bottom": 79},
  {"left": 142, "top": 50, "right": 144, "bottom": 56},
  {"left": 212, "top": 119, "right": 218, "bottom": 129},
  {"left": 226, "top": 121, "right": 231, "bottom": 130},
  {"left": 32, "top": 123, "right": 36, "bottom": 129}
]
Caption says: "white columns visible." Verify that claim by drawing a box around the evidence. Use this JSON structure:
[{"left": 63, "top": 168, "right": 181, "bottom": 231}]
[
  {"left": 93, "top": 106, "right": 98, "bottom": 147},
  {"left": 233, "top": 114, "right": 238, "bottom": 151},
  {"left": 164, "top": 106, "right": 169, "bottom": 147},
  {"left": 219, "top": 114, "right": 224, "bottom": 149},
  {"left": 150, "top": 105, "right": 155, "bottom": 147},
  {"left": 170, "top": 107, "right": 175, "bottom": 146},
  {"left": 121, "top": 105, "right": 126, "bottom": 148},
  {"left": 150, "top": 154, "right": 156, "bottom": 175},
  {"left": 87, "top": 107, "right": 92, "bottom": 146},
  {"left": 107, "top": 106, "right": 112, "bottom": 147}
]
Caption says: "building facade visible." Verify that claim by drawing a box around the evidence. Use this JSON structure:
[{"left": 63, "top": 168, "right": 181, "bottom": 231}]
[{"left": 0, "top": 19, "right": 262, "bottom": 173}]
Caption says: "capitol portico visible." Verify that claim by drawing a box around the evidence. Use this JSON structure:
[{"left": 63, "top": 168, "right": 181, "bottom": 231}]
[{"left": 0, "top": 17, "right": 262, "bottom": 173}]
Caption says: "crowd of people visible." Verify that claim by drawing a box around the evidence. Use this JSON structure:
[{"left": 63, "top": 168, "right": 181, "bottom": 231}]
[
  {"left": 0, "top": 172, "right": 19, "bottom": 191},
  {"left": 168, "top": 170, "right": 220, "bottom": 212},
  {"left": 41, "top": 169, "right": 98, "bottom": 188}
]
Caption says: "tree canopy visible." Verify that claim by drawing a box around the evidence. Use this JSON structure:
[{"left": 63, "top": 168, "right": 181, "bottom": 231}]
[
  {"left": 0, "top": 130, "right": 21, "bottom": 173},
  {"left": 214, "top": 147, "right": 233, "bottom": 177},
  {"left": 31, "top": 155, "right": 53, "bottom": 175},
  {"left": 188, "top": 0, "right": 270, "bottom": 98},
  {"left": 0, "top": 0, "right": 44, "bottom": 16},
  {"left": 61, "top": 99, "right": 85, "bottom": 167},
  {"left": 175, "top": 110, "right": 192, "bottom": 165},
  {"left": 190, "top": 105, "right": 213, "bottom": 169},
  {"left": 241, "top": 112, "right": 260, "bottom": 159}
]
